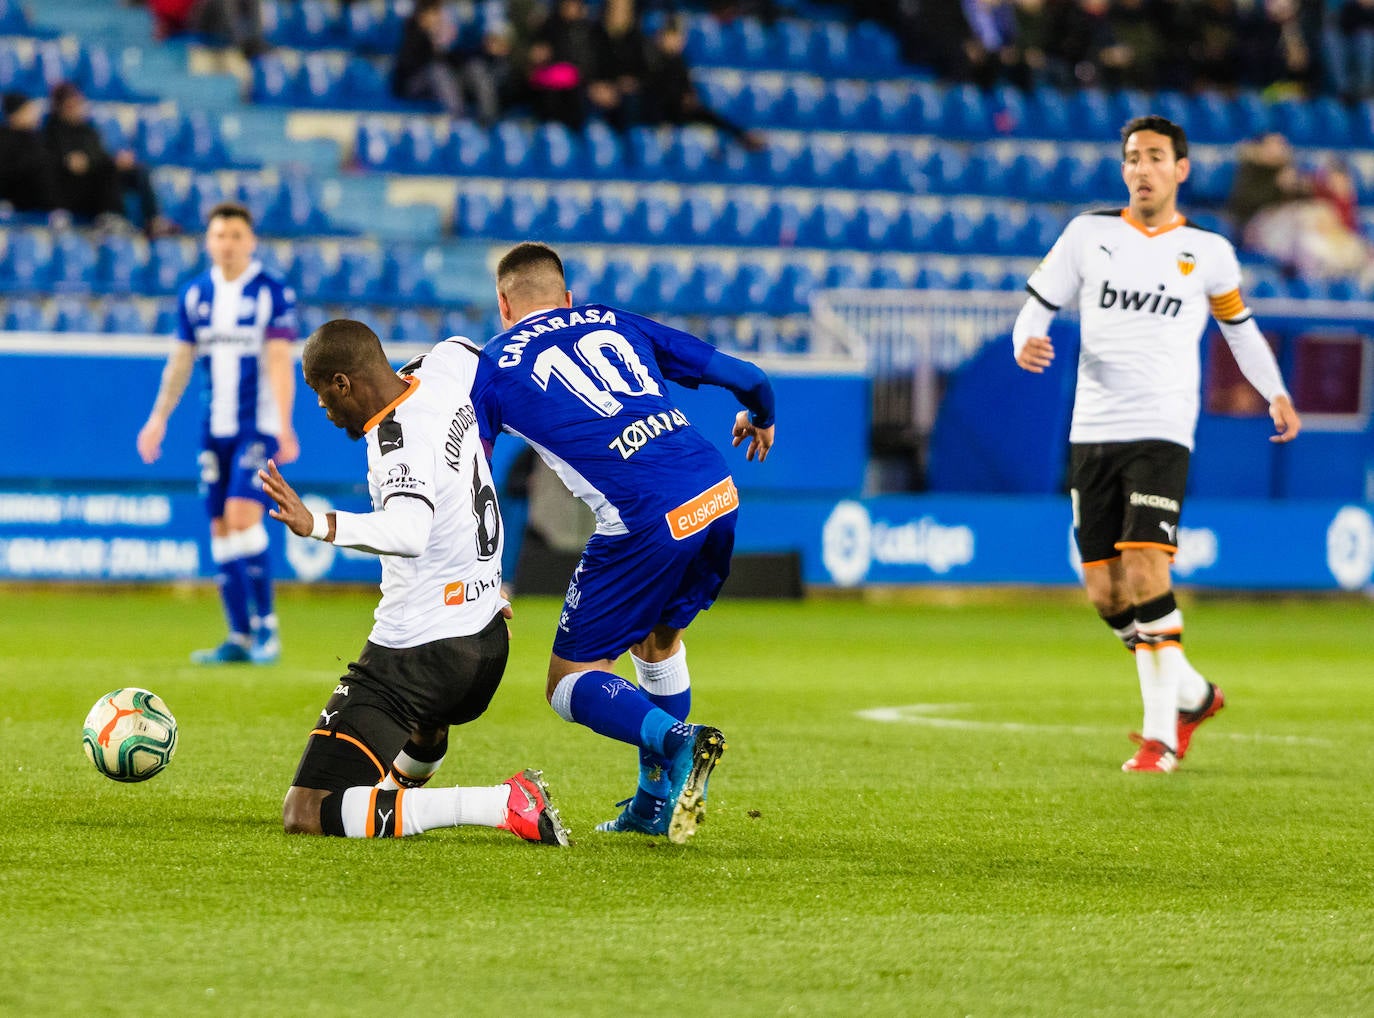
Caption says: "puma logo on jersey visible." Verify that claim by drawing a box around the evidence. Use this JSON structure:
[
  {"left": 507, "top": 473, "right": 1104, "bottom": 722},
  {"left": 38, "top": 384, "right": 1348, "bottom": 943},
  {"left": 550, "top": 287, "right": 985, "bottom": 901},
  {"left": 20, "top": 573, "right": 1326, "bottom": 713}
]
[
  {"left": 1099, "top": 280, "right": 1182, "bottom": 317},
  {"left": 320, "top": 708, "right": 340, "bottom": 725},
  {"left": 1159, "top": 521, "right": 1178, "bottom": 543},
  {"left": 1099, "top": 244, "right": 1114, "bottom": 258}
]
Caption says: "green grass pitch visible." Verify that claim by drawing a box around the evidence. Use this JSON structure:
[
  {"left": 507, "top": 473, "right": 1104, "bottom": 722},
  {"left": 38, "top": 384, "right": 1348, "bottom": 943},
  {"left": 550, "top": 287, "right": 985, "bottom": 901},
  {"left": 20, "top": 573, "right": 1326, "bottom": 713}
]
[{"left": 1, "top": 585, "right": 1372, "bottom": 1016}]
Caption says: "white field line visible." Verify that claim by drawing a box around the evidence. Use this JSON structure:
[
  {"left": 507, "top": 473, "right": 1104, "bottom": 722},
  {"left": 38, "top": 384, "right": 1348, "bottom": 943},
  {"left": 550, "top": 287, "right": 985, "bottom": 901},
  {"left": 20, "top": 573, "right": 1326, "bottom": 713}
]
[{"left": 856, "top": 704, "right": 1333, "bottom": 746}]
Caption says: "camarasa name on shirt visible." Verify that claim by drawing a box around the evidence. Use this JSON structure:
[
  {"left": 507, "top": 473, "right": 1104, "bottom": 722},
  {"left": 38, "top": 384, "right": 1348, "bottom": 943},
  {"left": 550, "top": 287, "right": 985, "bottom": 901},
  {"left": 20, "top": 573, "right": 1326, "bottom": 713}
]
[{"left": 496, "top": 308, "right": 617, "bottom": 367}]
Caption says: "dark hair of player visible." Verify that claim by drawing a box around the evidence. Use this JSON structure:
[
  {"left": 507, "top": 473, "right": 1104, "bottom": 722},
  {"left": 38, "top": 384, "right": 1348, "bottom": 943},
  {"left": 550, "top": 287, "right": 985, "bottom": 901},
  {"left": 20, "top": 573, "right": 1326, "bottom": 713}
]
[
  {"left": 206, "top": 201, "right": 254, "bottom": 229},
  {"left": 302, "top": 318, "right": 388, "bottom": 380},
  {"left": 496, "top": 242, "right": 565, "bottom": 286},
  {"left": 1120, "top": 116, "right": 1188, "bottom": 160}
]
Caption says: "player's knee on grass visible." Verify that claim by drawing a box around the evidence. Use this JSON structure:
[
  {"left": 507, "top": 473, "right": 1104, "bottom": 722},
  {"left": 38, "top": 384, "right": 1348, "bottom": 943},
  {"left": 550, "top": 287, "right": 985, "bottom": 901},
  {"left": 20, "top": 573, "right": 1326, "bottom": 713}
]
[{"left": 283, "top": 786, "right": 329, "bottom": 835}]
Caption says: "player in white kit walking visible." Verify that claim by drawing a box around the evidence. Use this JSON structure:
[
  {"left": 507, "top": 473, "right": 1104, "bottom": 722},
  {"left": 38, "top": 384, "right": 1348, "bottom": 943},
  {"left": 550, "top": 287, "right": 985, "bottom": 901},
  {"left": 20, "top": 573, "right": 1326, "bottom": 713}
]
[{"left": 1012, "top": 116, "right": 1302, "bottom": 773}]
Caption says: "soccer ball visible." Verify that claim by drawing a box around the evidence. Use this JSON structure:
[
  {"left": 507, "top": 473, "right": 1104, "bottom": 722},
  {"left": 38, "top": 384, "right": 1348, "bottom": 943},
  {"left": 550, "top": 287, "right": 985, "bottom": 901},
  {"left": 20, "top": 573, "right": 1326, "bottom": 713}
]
[{"left": 81, "top": 688, "right": 178, "bottom": 782}]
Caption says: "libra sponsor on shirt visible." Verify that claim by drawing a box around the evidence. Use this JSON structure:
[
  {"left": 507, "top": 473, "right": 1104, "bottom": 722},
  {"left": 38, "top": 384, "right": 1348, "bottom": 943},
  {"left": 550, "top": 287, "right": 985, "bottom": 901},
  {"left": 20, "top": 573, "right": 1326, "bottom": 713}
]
[{"left": 442, "top": 572, "right": 502, "bottom": 606}]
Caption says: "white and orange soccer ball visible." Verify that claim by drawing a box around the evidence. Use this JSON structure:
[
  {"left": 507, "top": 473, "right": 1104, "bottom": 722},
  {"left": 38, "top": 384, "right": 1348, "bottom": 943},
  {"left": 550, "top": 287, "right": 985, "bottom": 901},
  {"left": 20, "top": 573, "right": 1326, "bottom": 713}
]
[{"left": 81, "top": 688, "right": 178, "bottom": 782}]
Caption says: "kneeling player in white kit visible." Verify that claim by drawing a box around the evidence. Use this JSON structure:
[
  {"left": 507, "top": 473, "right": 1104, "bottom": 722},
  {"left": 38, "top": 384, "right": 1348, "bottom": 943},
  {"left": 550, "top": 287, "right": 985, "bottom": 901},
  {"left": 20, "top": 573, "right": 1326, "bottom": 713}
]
[
  {"left": 1013, "top": 115, "right": 1302, "bottom": 773},
  {"left": 260, "top": 319, "right": 567, "bottom": 843}
]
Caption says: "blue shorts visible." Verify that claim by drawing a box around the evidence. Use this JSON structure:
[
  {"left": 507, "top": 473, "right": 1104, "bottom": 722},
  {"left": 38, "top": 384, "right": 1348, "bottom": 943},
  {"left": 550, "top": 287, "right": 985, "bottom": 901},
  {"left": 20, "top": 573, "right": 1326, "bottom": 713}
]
[
  {"left": 551, "top": 511, "right": 737, "bottom": 663},
  {"left": 199, "top": 433, "right": 278, "bottom": 520}
]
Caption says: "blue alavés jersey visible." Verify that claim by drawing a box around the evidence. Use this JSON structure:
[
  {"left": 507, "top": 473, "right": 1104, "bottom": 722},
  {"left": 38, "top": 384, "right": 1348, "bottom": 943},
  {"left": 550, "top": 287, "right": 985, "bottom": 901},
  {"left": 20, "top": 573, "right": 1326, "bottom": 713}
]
[
  {"left": 176, "top": 260, "right": 297, "bottom": 441},
  {"left": 472, "top": 305, "right": 735, "bottom": 538}
]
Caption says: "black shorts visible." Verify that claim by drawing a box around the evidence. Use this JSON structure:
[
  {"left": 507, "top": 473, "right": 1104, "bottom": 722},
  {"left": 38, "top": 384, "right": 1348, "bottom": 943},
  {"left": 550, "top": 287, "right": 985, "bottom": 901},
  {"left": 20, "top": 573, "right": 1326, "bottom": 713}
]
[
  {"left": 290, "top": 613, "right": 509, "bottom": 791},
  {"left": 1069, "top": 440, "right": 1190, "bottom": 565}
]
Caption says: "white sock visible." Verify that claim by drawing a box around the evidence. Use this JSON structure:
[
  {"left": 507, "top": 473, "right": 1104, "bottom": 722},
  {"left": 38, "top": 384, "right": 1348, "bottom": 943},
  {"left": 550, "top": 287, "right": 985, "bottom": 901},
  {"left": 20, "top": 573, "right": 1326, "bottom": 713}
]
[
  {"left": 400, "top": 785, "right": 508, "bottom": 835},
  {"left": 338, "top": 784, "right": 508, "bottom": 837},
  {"left": 632, "top": 642, "right": 691, "bottom": 696},
  {"left": 1175, "top": 655, "right": 1209, "bottom": 713},
  {"left": 377, "top": 745, "right": 445, "bottom": 791},
  {"left": 1134, "top": 646, "right": 1177, "bottom": 750}
]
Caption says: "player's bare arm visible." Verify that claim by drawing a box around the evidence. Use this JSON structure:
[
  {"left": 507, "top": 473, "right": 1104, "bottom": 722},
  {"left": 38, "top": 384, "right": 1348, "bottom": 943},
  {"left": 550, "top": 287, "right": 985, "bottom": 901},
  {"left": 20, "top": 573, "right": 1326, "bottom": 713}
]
[
  {"left": 259, "top": 459, "right": 333, "bottom": 540},
  {"left": 1015, "top": 336, "right": 1055, "bottom": 373},
  {"left": 1269, "top": 394, "right": 1301, "bottom": 443},
  {"left": 264, "top": 339, "right": 299, "bottom": 464},
  {"left": 136, "top": 343, "right": 196, "bottom": 463},
  {"left": 732, "top": 410, "right": 774, "bottom": 462}
]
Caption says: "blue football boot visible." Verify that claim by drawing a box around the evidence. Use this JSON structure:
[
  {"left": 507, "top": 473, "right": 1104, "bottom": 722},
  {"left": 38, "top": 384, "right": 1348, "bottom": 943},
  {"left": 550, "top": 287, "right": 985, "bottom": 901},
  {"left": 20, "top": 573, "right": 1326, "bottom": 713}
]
[
  {"left": 190, "top": 637, "right": 252, "bottom": 665},
  {"left": 249, "top": 625, "right": 281, "bottom": 665},
  {"left": 666, "top": 725, "right": 726, "bottom": 845}
]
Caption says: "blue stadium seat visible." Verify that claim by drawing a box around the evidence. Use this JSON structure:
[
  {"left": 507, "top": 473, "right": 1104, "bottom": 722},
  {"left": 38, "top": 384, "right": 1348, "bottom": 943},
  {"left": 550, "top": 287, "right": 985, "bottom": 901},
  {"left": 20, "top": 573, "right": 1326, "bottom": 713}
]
[
  {"left": 924, "top": 149, "right": 970, "bottom": 194},
  {"left": 1065, "top": 89, "right": 1112, "bottom": 141},
  {"left": 587, "top": 194, "right": 632, "bottom": 244},
  {"left": 3, "top": 298, "right": 46, "bottom": 331},
  {"left": 719, "top": 196, "right": 773, "bottom": 246},
  {"left": 626, "top": 196, "right": 674, "bottom": 244},
  {"left": 914, "top": 264, "right": 953, "bottom": 289},
  {"left": 640, "top": 261, "right": 688, "bottom": 314},
  {"left": 809, "top": 21, "right": 854, "bottom": 77},
  {"left": 52, "top": 296, "right": 99, "bottom": 333},
  {"left": 95, "top": 234, "right": 146, "bottom": 293},
  {"left": 147, "top": 238, "right": 197, "bottom": 295},
  {"left": 726, "top": 261, "right": 776, "bottom": 310},
  {"left": 268, "top": 175, "right": 333, "bottom": 235},
  {"left": 597, "top": 259, "right": 642, "bottom": 306},
  {"left": 152, "top": 302, "right": 180, "bottom": 336},
  {"left": 392, "top": 309, "right": 434, "bottom": 345},
  {"left": 583, "top": 121, "right": 625, "bottom": 177},
  {"left": 561, "top": 256, "right": 596, "bottom": 298},
  {"left": 541, "top": 190, "right": 586, "bottom": 239},
  {"left": 1189, "top": 91, "right": 1235, "bottom": 144},
  {"left": 822, "top": 258, "right": 865, "bottom": 289},
  {"left": 840, "top": 139, "right": 894, "bottom": 191},
  {"left": 285, "top": 242, "right": 329, "bottom": 296},
  {"left": 798, "top": 202, "right": 852, "bottom": 249},
  {"left": 627, "top": 126, "right": 671, "bottom": 181},
  {"left": 395, "top": 120, "right": 442, "bottom": 173},
  {"left": 297, "top": 0, "right": 345, "bottom": 47},
  {"left": 252, "top": 54, "right": 299, "bottom": 105},
  {"left": 684, "top": 16, "right": 726, "bottom": 66},
  {"left": 853, "top": 202, "right": 899, "bottom": 251},
  {"left": 737, "top": 79, "right": 784, "bottom": 125},
  {"left": 770, "top": 20, "right": 813, "bottom": 71},
  {"left": 1229, "top": 91, "right": 1272, "bottom": 138},
  {"left": 103, "top": 299, "right": 150, "bottom": 335},
  {"left": 944, "top": 85, "right": 992, "bottom": 138},
  {"left": 439, "top": 309, "right": 477, "bottom": 341},
  {"left": 344, "top": 58, "right": 393, "bottom": 109},
  {"left": 851, "top": 20, "right": 902, "bottom": 75},
  {"left": 298, "top": 53, "right": 345, "bottom": 108},
  {"left": 719, "top": 18, "right": 771, "bottom": 70},
  {"left": 0, "top": 0, "right": 29, "bottom": 32},
  {"left": 668, "top": 129, "right": 717, "bottom": 183},
  {"left": 494, "top": 191, "right": 549, "bottom": 239},
  {"left": 671, "top": 194, "right": 719, "bottom": 244},
  {"left": 954, "top": 268, "right": 994, "bottom": 291},
  {"left": 679, "top": 260, "right": 732, "bottom": 314},
  {"left": 964, "top": 151, "right": 1010, "bottom": 196},
  {"left": 455, "top": 190, "right": 497, "bottom": 238},
  {"left": 797, "top": 138, "right": 846, "bottom": 188},
  {"left": 1, "top": 230, "right": 52, "bottom": 292},
  {"left": 890, "top": 205, "right": 936, "bottom": 252},
  {"left": 776, "top": 77, "right": 826, "bottom": 130},
  {"left": 533, "top": 122, "right": 585, "bottom": 176},
  {"left": 382, "top": 248, "right": 437, "bottom": 303},
  {"left": 345, "top": 1, "right": 400, "bottom": 54},
  {"left": 771, "top": 262, "right": 818, "bottom": 314},
  {"left": 328, "top": 248, "right": 383, "bottom": 302},
  {"left": 89, "top": 110, "right": 131, "bottom": 159},
  {"left": 74, "top": 45, "right": 141, "bottom": 102}
]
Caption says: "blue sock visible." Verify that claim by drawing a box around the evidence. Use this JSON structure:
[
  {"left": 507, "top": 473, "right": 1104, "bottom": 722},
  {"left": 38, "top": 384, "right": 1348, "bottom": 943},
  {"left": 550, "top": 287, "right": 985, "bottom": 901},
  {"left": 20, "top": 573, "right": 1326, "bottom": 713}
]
[
  {"left": 568, "top": 671, "right": 692, "bottom": 756},
  {"left": 244, "top": 547, "right": 274, "bottom": 625},
  {"left": 218, "top": 558, "right": 252, "bottom": 638},
  {"left": 637, "top": 686, "right": 689, "bottom": 799}
]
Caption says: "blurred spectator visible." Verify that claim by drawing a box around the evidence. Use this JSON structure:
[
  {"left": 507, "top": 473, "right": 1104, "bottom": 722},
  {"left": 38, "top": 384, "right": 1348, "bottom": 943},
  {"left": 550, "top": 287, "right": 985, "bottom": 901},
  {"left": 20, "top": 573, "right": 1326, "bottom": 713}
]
[
  {"left": 602, "top": 0, "right": 649, "bottom": 127},
  {"left": 1229, "top": 133, "right": 1370, "bottom": 280},
  {"left": 526, "top": 0, "right": 620, "bottom": 129},
  {"left": 1327, "top": 0, "right": 1374, "bottom": 100},
  {"left": 1008, "top": 0, "right": 1052, "bottom": 89},
  {"left": 640, "top": 17, "right": 766, "bottom": 150},
  {"left": 0, "top": 93, "right": 61, "bottom": 215},
  {"left": 153, "top": 0, "right": 267, "bottom": 57},
  {"left": 1239, "top": 0, "right": 1315, "bottom": 95},
  {"left": 43, "top": 82, "right": 172, "bottom": 236},
  {"left": 1108, "top": 0, "right": 1166, "bottom": 90},
  {"left": 391, "top": 0, "right": 507, "bottom": 123},
  {"left": 708, "top": 0, "right": 783, "bottom": 23},
  {"left": 1047, "top": 0, "right": 1136, "bottom": 89}
]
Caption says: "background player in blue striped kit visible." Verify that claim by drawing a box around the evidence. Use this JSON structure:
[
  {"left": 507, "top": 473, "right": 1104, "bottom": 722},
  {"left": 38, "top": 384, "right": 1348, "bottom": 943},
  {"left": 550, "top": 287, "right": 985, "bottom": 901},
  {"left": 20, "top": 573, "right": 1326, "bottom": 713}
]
[
  {"left": 136, "top": 202, "right": 298, "bottom": 664},
  {"left": 471, "top": 242, "right": 776, "bottom": 844}
]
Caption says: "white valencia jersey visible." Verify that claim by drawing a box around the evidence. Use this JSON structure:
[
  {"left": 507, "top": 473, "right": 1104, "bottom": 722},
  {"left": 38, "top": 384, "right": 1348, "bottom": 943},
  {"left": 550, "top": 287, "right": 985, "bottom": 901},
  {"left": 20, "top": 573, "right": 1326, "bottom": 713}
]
[
  {"left": 359, "top": 339, "right": 504, "bottom": 648},
  {"left": 1027, "top": 209, "right": 1260, "bottom": 449}
]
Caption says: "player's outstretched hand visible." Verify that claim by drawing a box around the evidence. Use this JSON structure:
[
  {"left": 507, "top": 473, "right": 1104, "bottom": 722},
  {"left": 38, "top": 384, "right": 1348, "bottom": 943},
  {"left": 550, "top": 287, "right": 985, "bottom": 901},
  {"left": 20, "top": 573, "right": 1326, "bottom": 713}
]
[
  {"left": 1016, "top": 335, "right": 1055, "bottom": 373},
  {"left": 1269, "top": 394, "right": 1302, "bottom": 443},
  {"left": 135, "top": 418, "right": 165, "bottom": 464},
  {"left": 259, "top": 459, "right": 315, "bottom": 537},
  {"left": 732, "top": 410, "right": 774, "bottom": 463}
]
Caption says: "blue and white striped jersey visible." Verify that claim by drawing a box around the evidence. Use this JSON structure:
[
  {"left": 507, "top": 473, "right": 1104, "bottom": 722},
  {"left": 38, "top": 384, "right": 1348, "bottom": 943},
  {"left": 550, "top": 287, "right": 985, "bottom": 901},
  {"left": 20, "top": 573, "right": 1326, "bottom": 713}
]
[{"left": 176, "top": 260, "right": 297, "bottom": 440}]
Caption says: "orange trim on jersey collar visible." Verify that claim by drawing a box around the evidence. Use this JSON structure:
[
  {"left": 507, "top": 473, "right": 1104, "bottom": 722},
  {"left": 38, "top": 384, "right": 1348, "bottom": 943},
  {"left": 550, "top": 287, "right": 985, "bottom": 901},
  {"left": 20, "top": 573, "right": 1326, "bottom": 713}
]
[
  {"left": 1121, "top": 209, "right": 1185, "bottom": 237},
  {"left": 363, "top": 376, "right": 420, "bottom": 434}
]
